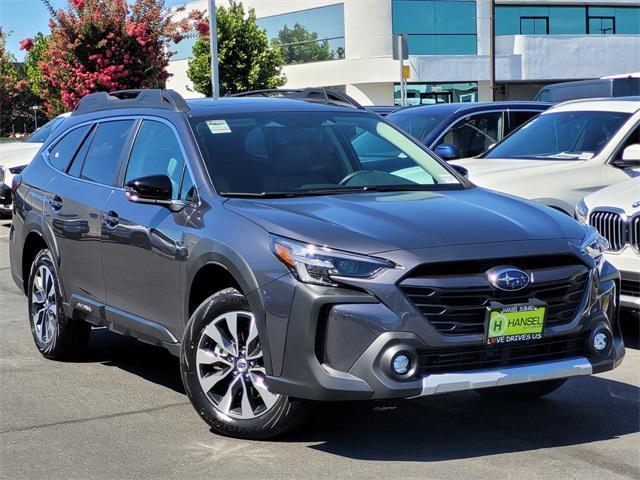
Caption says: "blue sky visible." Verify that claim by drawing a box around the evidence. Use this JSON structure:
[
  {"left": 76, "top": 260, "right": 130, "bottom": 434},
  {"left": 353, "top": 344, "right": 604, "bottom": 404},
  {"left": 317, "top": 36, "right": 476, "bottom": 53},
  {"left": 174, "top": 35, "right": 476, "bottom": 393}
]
[{"left": 1, "top": 0, "right": 189, "bottom": 61}]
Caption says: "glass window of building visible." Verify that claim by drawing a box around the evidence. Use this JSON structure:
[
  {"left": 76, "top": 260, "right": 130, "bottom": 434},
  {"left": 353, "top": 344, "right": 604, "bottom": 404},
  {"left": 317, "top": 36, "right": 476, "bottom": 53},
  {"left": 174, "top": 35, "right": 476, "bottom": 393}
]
[
  {"left": 256, "top": 4, "right": 345, "bottom": 65},
  {"left": 168, "top": 34, "right": 198, "bottom": 61},
  {"left": 392, "top": 0, "right": 477, "bottom": 55},
  {"left": 394, "top": 82, "right": 478, "bottom": 105},
  {"left": 497, "top": 5, "right": 640, "bottom": 36}
]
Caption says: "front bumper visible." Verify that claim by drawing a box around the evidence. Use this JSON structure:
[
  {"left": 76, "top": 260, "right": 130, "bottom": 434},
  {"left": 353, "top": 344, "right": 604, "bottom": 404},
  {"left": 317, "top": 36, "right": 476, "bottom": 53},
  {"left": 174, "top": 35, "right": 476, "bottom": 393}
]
[{"left": 265, "top": 258, "right": 624, "bottom": 401}]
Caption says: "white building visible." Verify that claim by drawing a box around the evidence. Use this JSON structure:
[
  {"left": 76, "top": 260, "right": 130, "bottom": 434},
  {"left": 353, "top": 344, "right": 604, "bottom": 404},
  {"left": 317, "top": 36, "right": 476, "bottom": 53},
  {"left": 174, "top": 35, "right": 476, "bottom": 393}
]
[{"left": 167, "top": 0, "right": 640, "bottom": 105}]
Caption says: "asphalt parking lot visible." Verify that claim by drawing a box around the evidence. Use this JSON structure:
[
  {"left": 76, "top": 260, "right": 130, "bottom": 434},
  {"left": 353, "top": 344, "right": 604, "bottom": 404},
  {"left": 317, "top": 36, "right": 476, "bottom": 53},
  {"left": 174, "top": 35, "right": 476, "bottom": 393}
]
[{"left": 0, "top": 218, "right": 638, "bottom": 480}]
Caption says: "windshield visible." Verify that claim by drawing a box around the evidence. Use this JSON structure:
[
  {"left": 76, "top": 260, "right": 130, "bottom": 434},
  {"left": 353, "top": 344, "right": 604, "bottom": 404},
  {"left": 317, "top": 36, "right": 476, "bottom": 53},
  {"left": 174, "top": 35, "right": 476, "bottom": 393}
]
[
  {"left": 26, "top": 116, "right": 65, "bottom": 143},
  {"left": 190, "top": 112, "right": 462, "bottom": 196},
  {"left": 386, "top": 112, "right": 445, "bottom": 141},
  {"left": 485, "top": 110, "right": 631, "bottom": 160}
]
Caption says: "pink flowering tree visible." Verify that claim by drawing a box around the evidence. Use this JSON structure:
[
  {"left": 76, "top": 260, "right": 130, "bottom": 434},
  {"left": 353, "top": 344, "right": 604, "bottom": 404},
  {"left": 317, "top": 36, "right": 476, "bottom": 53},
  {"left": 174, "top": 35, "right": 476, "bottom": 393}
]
[{"left": 35, "top": 0, "right": 197, "bottom": 113}]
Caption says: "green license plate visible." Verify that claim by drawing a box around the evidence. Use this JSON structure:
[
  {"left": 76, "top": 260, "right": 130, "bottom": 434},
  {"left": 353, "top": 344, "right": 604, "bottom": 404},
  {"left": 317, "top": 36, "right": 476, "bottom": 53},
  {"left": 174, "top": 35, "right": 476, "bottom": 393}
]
[{"left": 486, "top": 304, "right": 546, "bottom": 345}]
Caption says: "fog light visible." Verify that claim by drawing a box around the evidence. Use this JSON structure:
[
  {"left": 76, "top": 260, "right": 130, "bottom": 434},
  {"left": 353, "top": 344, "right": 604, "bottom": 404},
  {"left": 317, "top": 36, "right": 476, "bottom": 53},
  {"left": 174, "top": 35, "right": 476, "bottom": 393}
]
[
  {"left": 392, "top": 353, "right": 411, "bottom": 375},
  {"left": 593, "top": 332, "right": 608, "bottom": 352}
]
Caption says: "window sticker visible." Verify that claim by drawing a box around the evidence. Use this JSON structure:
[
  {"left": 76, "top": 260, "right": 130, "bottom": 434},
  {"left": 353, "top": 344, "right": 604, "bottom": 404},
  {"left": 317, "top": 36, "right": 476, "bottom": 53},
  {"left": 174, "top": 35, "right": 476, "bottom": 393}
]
[
  {"left": 578, "top": 152, "right": 594, "bottom": 160},
  {"left": 206, "top": 119, "right": 231, "bottom": 134}
]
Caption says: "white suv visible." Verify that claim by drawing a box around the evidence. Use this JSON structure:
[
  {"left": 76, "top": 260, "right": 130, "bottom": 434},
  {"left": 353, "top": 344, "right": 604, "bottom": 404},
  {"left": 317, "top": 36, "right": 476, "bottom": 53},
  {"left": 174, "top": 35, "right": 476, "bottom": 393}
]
[
  {"left": 0, "top": 113, "right": 69, "bottom": 216},
  {"left": 452, "top": 98, "right": 640, "bottom": 214},
  {"left": 576, "top": 177, "right": 640, "bottom": 314}
]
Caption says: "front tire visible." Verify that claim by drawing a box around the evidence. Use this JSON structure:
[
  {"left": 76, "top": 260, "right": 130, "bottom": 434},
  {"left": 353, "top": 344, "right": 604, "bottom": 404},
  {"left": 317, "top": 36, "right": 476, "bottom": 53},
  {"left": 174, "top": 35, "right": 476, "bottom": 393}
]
[
  {"left": 181, "top": 288, "right": 313, "bottom": 439},
  {"left": 27, "top": 249, "right": 91, "bottom": 359},
  {"left": 476, "top": 379, "right": 567, "bottom": 400}
]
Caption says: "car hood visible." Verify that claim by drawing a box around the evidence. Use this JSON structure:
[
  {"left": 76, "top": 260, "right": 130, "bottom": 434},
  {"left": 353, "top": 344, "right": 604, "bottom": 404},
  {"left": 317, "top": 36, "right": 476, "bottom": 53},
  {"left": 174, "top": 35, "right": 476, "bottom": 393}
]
[
  {"left": 584, "top": 177, "right": 640, "bottom": 215},
  {"left": 450, "top": 158, "right": 585, "bottom": 185},
  {"left": 0, "top": 142, "right": 42, "bottom": 168},
  {"left": 224, "top": 188, "right": 585, "bottom": 254}
]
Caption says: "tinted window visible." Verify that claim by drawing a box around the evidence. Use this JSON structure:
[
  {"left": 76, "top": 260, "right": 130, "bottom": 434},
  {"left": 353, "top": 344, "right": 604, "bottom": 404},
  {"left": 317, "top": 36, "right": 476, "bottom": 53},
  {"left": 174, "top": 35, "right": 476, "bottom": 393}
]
[
  {"left": 26, "top": 116, "right": 66, "bottom": 143},
  {"left": 507, "top": 111, "right": 541, "bottom": 134},
  {"left": 81, "top": 120, "right": 134, "bottom": 185},
  {"left": 436, "top": 112, "right": 503, "bottom": 158},
  {"left": 48, "top": 125, "right": 91, "bottom": 171},
  {"left": 387, "top": 113, "right": 445, "bottom": 140},
  {"left": 67, "top": 127, "right": 95, "bottom": 177},
  {"left": 485, "top": 111, "right": 631, "bottom": 160},
  {"left": 125, "top": 121, "right": 185, "bottom": 199},
  {"left": 190, "top": 112, "right": 460, "bottom": 195}
]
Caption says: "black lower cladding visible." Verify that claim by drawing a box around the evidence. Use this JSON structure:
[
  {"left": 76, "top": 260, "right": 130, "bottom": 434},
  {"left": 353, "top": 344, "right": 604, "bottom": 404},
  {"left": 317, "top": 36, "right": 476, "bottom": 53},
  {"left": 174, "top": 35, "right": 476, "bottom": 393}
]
[
  {"left": 417, "top": 333, "right": 589, "bottom": 375},
  {"left": 400, "top": 258, "right": 590, "bottom": 335}
]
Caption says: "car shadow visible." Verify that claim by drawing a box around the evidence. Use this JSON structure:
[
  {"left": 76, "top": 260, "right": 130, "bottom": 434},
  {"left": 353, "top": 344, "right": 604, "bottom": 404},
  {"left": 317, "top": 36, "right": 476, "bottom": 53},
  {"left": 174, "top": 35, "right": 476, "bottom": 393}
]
[
  {"left": 75, "top": 327, "right": 185, "bottom": 394},
  {"left": 72, "top": 322, "right": 638, "bottom": 463},
  {"left": 280, "top": 374, "right": 639, "bottom": 462}
]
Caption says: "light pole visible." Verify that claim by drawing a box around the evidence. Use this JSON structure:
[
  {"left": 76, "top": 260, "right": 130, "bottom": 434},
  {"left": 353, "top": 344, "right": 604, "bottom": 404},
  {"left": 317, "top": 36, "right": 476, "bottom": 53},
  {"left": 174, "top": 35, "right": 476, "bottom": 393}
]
[
  {"left": 30, "top": 105, "right": 39, "bottom": 131},
  {"left": 489, "top": 0, "right": 496, "bottom": 101},
  {"left": 208, "top": 0, "right": 220, "bottom": 99}
]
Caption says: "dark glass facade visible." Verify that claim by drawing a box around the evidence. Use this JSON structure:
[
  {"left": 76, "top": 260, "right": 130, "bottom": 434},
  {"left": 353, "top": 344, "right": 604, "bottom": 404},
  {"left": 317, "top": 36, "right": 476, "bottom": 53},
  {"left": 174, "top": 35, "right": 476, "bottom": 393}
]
[
  {"left": 257, "top": 4, "right": 345, "bottom": 64},
  {"left": 496, "top": 5, "right": 640, "bottom": 35},
  {"left": 392, "top": 0, "right": 477, "bottom": 55}
]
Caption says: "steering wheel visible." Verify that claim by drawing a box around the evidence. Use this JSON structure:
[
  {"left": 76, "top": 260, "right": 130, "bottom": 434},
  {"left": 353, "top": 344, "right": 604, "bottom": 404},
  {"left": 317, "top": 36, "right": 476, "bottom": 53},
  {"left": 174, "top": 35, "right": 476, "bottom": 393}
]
[{"left": 338, "top": 170, "right": 368, "bottom": 186}]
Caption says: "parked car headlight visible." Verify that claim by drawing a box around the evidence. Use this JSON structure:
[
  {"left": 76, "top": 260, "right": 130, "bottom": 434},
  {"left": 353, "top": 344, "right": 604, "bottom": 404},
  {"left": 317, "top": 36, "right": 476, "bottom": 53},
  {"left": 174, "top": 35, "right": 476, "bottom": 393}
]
[
  {"left": 574, "top": 198, "right": 589, "bottom": 223},
  {"left": 271, "top": 236, "right": 394, "bottom": 286},
  {"left": 580, "top": 226, "right": 608, "bottom": 272}
]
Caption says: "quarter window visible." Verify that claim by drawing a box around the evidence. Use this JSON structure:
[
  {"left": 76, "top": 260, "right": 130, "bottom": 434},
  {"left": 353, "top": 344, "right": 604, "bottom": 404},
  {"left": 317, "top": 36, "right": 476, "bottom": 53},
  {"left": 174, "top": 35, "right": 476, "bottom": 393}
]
[
  {"left": 81, "top": 120, "right": 134, "bottom": 185},
  {"left": 125, "top": 120, "right": 185, "bottom": 200},
  {"left": 48, "top": 125, "right": 91, "bottom": 171}
]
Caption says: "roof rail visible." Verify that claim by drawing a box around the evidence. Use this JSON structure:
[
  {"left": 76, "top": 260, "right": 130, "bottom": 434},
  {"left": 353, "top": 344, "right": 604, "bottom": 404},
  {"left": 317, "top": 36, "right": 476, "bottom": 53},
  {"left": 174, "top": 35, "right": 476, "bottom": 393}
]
[
  {"left": 73, "top": 89, "right": 189, "bottom": 115},
  {"left": 231, "top": 87, "right": 364, "bottom": 110}
]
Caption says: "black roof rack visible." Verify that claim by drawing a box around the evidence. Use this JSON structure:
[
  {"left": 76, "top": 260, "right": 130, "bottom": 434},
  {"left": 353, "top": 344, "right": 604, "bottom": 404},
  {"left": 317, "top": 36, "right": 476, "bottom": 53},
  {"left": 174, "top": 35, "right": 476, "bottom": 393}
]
[
  {"left": 73, "top": 89, "right": 189, "bottom": 115},
  {"left": 231, "top": 87, "right": 364, "bottom": 110}
]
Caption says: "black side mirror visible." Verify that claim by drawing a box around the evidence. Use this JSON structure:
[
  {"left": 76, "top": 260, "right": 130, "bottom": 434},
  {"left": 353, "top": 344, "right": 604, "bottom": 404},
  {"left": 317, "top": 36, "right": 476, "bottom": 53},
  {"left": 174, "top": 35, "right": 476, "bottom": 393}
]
[
  {"left": 125, "top": 174, "right": 173, "bottom": 202},
  {"left": 434, "top": 143, "right": 461, "bottom": 161},
  {"left": 451, "top": 164, "right": 468, "bottom": 178}
]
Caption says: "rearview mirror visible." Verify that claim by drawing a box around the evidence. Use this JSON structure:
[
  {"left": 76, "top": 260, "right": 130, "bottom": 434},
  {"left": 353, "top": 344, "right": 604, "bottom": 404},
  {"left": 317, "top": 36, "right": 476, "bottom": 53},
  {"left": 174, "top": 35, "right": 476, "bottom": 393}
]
[
  {"left": 613, "top": 144, "right": 640, "bottom": 169},
  {"left": 434, "top": 143, "right": 460, "bottom": 161}
]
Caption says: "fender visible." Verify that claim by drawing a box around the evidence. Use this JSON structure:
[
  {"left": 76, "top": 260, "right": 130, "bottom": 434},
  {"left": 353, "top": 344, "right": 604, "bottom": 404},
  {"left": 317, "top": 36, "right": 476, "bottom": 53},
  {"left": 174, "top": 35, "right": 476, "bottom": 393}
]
[{"left": 185, "top": 237, "right": 273, "bottom": 372}]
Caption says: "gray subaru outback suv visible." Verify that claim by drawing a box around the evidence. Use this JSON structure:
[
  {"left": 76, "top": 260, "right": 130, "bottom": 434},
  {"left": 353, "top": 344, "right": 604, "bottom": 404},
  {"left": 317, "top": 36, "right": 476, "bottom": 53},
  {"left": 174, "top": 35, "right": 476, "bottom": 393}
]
[{"left": 9, "top": 89, "right": 623, "bottom": 439}]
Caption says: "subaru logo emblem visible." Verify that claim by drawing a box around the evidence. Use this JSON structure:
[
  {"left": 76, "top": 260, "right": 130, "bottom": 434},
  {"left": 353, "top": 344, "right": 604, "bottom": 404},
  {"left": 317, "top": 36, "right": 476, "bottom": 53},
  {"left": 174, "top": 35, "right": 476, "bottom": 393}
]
[{"left": 486, "top": 266, "right": 530, "bottom": 291}]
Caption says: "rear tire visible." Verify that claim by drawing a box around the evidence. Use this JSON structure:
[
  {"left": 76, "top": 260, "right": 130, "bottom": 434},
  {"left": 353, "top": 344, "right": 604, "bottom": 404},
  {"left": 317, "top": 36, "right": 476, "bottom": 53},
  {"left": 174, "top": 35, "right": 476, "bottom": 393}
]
[
  {"left": 476, "top": 379, "right": 567, "bottom": 400},
  {"left": 181, "top": 288, "right": 313, "bottom": 439},
  {"left": 27, "top": 249, "right": 91, "bottom": 360}
]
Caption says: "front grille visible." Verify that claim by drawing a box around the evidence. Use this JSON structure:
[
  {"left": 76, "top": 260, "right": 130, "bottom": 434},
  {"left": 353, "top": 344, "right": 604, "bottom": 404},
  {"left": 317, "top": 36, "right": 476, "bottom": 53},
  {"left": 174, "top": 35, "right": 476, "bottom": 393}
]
[
  {"left": 589, "top": 210, "right": 626, "bottom": 251},
  {"left": 417, "top": 333, "right": 588, "bottom": 375},
  {"left": 621, "top": 279, "right": 640, "bottom": 297},
  {"left": 631, "top": 216, "right": 640, "bottom": 252},
  {"left": 400, "top": 263, "right": 589, "bottom": 335}
]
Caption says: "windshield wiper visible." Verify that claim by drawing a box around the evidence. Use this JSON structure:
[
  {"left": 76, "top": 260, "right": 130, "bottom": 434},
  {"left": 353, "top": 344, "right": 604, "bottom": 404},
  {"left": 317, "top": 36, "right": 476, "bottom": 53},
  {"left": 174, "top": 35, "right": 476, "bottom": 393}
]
[{"left": 220, "top": 185, "right": 449, "bottom": 198}]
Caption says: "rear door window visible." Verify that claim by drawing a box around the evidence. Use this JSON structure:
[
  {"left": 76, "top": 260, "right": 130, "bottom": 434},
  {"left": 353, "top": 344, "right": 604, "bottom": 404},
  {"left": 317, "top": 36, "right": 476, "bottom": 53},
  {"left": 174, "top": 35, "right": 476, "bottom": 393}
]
[
  {"left": 81, "top": 120, "right": 135, "bottom": 185},
  {"left": 507, "top": 111, "right": 540, "bottom": 135},
  {"left": 48, "top": 125, "right": 91, "bottom": 171}
]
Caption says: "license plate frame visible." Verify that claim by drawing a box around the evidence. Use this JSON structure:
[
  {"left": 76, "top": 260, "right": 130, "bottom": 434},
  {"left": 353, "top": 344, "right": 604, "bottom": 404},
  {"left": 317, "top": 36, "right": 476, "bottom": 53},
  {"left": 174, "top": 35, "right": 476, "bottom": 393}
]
[{"left": 485, "top": 301, "right": 546, "bottom": 346}]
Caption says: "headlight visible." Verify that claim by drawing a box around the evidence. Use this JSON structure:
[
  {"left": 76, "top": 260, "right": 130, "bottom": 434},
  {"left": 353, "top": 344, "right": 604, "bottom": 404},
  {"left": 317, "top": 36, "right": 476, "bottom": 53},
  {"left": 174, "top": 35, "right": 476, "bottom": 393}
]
[
  {"left": 580, "top": 226, "right": 609, "bottom": 272},
  {"left": 574, "top": 198, "right": 589, "bottom": 223},
  {"left": 271, "top": 236, "right": 394, "bottom": 286}
]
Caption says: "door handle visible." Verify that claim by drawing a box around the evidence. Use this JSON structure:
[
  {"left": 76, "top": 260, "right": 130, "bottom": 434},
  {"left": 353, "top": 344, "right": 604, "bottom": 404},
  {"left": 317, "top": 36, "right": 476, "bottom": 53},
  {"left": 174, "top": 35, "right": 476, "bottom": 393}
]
[
  {"left": 103, "top": 210, "right": 119, "bottom": 228},
  {"left": 48, "top": 195, "right": 63, "bottom": 211}
]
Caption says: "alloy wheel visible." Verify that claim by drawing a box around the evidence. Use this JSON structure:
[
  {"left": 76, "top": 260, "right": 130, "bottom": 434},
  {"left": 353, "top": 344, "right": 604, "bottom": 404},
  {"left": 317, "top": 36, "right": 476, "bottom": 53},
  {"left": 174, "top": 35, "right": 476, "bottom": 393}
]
[
  {"left": 31, "top": 265, "right": 58, "bottom": 345},
  {"left": 196, "top": 311, "right": 279, "bottom": 419}
]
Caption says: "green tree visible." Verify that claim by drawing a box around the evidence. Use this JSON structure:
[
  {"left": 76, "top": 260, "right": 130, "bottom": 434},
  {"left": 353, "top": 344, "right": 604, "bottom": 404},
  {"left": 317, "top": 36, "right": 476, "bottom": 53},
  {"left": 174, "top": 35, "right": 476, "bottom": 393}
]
[
  {"left": 0, "top": 28, "right": 40, "bottom": 136},
  {"left": 24, "top": 33, "right": 64, "bottom": 118},
  {"left": 273, "top": 23, "right": 334, "bottom": 64},
  {"left": 187, "top": 1, "right": 285, "bottom": 96}
]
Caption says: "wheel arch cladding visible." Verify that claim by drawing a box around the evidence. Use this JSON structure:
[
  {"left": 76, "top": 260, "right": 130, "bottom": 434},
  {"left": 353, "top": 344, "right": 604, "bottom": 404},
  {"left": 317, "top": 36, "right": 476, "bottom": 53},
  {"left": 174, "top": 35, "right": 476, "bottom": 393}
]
[{"left": 22, "top": 231, "right": 49, "bottom": 294}]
